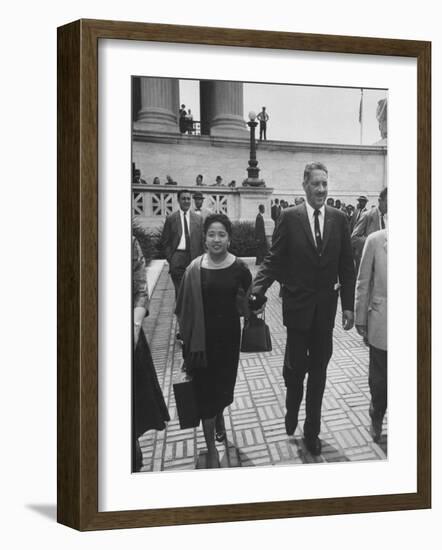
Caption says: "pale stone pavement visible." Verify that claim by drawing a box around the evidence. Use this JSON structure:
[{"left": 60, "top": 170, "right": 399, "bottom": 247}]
[{"left": 139, "top": 259, "right": 387, "bottom": 472}]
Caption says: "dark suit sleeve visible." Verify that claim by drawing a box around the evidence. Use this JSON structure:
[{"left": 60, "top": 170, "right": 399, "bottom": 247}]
[
  {"left": 338, "top": 214, "right": 356, "bottom": 312},
  {"left": 160, "top": 215, "right": 173, "bottom": 262},
  {"left": 252, "top": 210, "right": 288, "bottom": 296}
]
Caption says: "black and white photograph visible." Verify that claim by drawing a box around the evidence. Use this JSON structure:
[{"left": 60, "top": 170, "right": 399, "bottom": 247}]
[{"left": 131, "top": 76, "right": 389, "bottom": 473}]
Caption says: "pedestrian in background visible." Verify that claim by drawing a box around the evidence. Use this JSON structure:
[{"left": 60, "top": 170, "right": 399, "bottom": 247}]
[{"left": 254, "top": 204, "right": 269, "bottom": 265}]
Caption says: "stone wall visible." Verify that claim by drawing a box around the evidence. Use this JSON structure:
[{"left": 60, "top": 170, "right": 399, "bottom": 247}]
[{"left": 133, "top": 132, "right": 387, "bottom": 207}]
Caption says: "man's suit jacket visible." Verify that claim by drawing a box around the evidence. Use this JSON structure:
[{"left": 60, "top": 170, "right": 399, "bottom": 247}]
[
  {"left": 271, "top": 204, "right": 281, "bottom": 222},
  {"left": 191, "top": 206, "right": 212, "bottom": 221},
  {"left": 350, "top": 205, "right": 368, "bottom": 232},
  {"left": 252, "top": 203, "right": 355, "bottom": 331},
  {"left": 355, "top": 229, "right": 387, "bottom": 350},
  {"left": 254, "top": 213, "right": 266, "bottom": 244},
  {"left": 161, "top": 209, "right": 204, "bottom": 264},
  {"left": 351, "top": 206, "right": 385, "bottom": 265}
]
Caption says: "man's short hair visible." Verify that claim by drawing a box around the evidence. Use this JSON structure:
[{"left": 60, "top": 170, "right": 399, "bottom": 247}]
[
  {"left": 193, "top": 191, "right": 204, "bottom": 199},
  {"left": 303, "top": 161, "right": 328, "bottom": 183},
  {"left": 379, "top": 187, "right": 387, "bottom": 200},
  {"left": 177, "top": 189, "right": 191, "bottom": 199},
  {"left": 274, "top": 198, "right": 279, "bottom": 204}
]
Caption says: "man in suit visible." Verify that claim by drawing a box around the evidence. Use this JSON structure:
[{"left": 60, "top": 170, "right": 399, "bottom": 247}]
[
  {"left": 161, "top": 189, "right": 204, "bottom": 298},
  {"left": 355, "top": 229, "right": 387, "bottom": 443},
  {"left": 249, "top": 161, "right": 355, "bottom": 455},
  {"left": 257, "top": 106, "right": 269, "bottom": 141},
  {"left": 350, "top": 195, "right": 368, "bottom": 232},
  {"left": 351, "top": 187, "right": 388, "bottom": 272},
  {"left": 271, "top": 198, "right": 281, "bottom": 224},
  {"left": 254, "top": 204, "right": 269, "bottom": 265},
  {"left": 191, "top": 191, "right": 212, "bottom": 221}
]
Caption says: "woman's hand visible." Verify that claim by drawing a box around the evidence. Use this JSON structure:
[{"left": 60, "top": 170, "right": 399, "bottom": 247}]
[
  {"left": 133, "top": 322, "right": 142, "bottom": 350},
  {"left": 133, "top": 306, "right": 147, "bottom": 350}
]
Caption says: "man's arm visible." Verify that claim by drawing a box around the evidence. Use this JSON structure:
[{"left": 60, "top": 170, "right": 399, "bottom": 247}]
[
  {"left": 160, "top": 215, "right": 173, "bottom": 262},
  {"left": 251, "top": 210, "right": 288, "bottom": 297}
]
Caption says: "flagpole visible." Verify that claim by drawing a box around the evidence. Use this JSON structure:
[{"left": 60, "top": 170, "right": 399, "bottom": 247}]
[{"left": 359, "top": 88, "right": 364, "bottom": 145}]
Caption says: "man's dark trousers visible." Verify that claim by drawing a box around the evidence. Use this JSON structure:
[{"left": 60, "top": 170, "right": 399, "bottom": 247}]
[
  {"left": 368, "top": 345, "right": 387, "bottom": 426},
  {"left": 284, "top": 307, "right": 333, "bottom": 440},
  {"left": 170, "top": 250, "right": 191, "bottom": 297}
]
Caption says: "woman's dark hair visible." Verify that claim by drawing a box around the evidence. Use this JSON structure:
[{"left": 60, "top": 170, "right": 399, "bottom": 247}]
[{"left": 203, "top": 213, "right": 232, "bottom": 237}]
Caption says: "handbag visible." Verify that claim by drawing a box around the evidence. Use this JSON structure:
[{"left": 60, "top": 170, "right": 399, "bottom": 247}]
[
  {"left": 172, "top": 371, "right": 200, "bottom": 429},
  {"left": 240, "top": 312, "right": 272, "bottom": 353}
]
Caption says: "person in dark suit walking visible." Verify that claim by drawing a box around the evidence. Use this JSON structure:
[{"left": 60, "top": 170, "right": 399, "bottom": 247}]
[
  {"left": 271, "top": 198, "right": 281, "bottom": 224},
  {"left": 161, "top": 189, "right": 204, "bottom": 298},
  {"left": 249, "top": 161, "right": 355, "bottom": 456},
  {"left": 254, "top": 204, "right": 268, "bottom": 265}
]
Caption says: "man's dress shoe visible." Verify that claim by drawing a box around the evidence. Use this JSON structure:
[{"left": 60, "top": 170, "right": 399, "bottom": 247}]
[
  {"left": 370, "top": 421, "right": 382, "bottom": 443},
  {"left": 284, "top": 414, "right": 296, "bottom": 436},
  {"left": 304, "top": 437, "right": 322, "bottom": 456}
]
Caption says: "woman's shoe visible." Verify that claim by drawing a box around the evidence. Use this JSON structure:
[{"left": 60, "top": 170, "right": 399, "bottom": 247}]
[{"left": 215, "top": 430, "right": 226, "bottom": 443}]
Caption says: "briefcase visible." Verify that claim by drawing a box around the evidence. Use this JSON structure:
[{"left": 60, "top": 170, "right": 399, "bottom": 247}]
[
  {"left": 240, "top": 313, "right": 272, "bottom": 353},
  {"left": 172, "top": 372, "right": 200, "bottom": 429}
]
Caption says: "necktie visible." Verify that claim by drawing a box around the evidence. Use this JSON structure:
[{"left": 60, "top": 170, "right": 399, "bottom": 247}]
[
  {"left": 380, "top": 213, "right": 385, "bottom": 229},
  {"left": 183, "top": 212, "right": 190, "bottom": 251},
  {"left": 314, "top": 209, "right": 322, "bottom": 254}
]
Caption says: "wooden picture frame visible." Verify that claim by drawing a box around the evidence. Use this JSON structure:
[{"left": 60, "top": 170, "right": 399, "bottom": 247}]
[{"left": 57, "top": 19, "right": 431, "bottom": 530}]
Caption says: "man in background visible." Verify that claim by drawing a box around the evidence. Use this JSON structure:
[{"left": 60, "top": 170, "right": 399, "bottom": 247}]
[
  {"left": 351, "top": 188, "right": 387, "bottom": 272},
  {"left": 192, "top": 191, "right": 212, "bottom": 221},
  {"left": 271, "top": 198, "right": 281, "bottom": 224},
  {"left": 254, "top": 204, "right": 269, "bottom": 265},
  {"left": 350, "top": 195, "right": 368, "bottom": 232},
  {"left": 161, "top": 190, "right": 204, "bottom": 298}
]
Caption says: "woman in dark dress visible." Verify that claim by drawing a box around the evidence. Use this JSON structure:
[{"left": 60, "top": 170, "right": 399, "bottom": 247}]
[
  {"left": 176, "top": 214, "right": 252, "bottom": 468},
  {"left": 132, "top": 236, "right": 170, "bottom": 472}
]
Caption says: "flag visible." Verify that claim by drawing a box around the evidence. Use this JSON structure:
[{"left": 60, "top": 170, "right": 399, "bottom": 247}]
[{"left": 358, "top": 88, "right": 363, "bottom": 124}]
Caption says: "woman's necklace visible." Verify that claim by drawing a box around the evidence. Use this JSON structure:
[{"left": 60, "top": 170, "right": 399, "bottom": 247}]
[{"left": 205, "top": 252, "right": 233, "bottom": 269}]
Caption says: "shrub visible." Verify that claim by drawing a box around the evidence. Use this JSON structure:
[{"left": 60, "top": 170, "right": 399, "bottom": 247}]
[
  {"left": 229, "top": 221, "right": 257, "bottom": 257},
  {"left": 132, "top": 222, "right": 165, "bottom": 264}
]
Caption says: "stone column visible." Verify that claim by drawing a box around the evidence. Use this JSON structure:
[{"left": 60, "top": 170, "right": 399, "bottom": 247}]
[
  {"left": 199, "top": 81, "right": 214, "bottom": 136},
  {"left": 134, "top": 77, "right": 179, "bottom": 133},
  {"left": 208, "top": 81, "right": 248, "bottom": 138}
]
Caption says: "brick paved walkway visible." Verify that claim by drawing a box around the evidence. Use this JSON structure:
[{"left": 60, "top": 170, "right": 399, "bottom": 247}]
[{"left": 139, "top": 260, "right": 387, "bottom": 471}]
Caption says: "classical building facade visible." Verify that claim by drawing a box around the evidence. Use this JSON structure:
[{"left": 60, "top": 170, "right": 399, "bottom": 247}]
[{"left": 132, "top": 77, "right": 387, "bottom": 233}]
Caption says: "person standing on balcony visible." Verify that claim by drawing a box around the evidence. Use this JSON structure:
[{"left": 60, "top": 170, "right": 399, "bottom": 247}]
[
  {"left": 257, "top": 106, "right": 269, "bottom": 141},
  {"left": 186, "top": 108, "right": 194, "bottom": 134},
  {"left": 179, "top": 104, "right": 187, "bottom": 133}
]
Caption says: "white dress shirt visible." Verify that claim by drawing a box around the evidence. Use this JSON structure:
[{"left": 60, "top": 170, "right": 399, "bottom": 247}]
[
  {"left": 177, "top": 209, "right": 191, "bottom": 250},
  {"left": 305, "top": 202, "right": 325, "bottom": 242}
]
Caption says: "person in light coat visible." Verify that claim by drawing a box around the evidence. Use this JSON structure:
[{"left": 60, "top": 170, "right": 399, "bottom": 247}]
[{"left": 355, "top": 228, "right": 387, "bottom": 442}]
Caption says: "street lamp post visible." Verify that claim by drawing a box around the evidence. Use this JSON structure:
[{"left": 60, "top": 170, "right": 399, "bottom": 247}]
[{"left": 242, "top": 111, "right": 265, "bottom": 187}]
